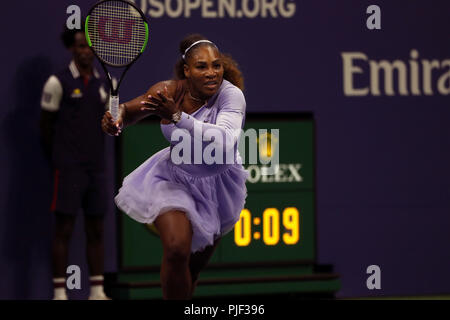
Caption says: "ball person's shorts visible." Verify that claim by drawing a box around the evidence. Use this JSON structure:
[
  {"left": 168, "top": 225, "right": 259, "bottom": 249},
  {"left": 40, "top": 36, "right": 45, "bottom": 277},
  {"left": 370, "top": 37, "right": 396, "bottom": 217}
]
[{"left": 50, "top": 166, "right": 108, "bottom": 216}]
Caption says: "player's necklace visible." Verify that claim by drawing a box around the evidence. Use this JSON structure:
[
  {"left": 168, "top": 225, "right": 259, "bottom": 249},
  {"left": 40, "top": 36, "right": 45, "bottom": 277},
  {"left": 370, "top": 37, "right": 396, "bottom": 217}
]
[{"left": 189, "top": 91, "right": 205, "bottom": 104}]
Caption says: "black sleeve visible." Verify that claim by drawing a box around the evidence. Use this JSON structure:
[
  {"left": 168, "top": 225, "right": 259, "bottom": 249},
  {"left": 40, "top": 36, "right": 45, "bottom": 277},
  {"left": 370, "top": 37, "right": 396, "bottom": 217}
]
[{"left": 39, "top": 110, "right": 58, "bottom": 162}]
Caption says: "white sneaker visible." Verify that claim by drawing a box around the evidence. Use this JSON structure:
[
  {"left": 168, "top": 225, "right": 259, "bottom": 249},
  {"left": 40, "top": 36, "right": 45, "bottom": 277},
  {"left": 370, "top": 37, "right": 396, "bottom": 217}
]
[{"left": 88, "top": 292, "right": 111, "bottom": 300}]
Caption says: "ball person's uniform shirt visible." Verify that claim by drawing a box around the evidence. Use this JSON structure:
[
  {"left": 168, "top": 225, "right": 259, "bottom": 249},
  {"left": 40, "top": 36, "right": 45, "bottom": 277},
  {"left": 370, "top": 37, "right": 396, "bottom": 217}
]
[{"left": 40, "top": 60, "right": 111, "bottom": 215}]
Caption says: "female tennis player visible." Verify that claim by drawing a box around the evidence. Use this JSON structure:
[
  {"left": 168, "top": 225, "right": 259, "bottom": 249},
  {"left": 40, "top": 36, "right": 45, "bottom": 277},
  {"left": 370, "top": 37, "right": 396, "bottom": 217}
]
[{"left": 101, "top": 34, "right": 248, "bottom": 299}]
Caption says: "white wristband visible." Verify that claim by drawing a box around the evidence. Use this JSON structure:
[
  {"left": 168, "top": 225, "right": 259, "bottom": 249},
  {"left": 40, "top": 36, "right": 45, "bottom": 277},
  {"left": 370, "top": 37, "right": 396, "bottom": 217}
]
[{"left": 171, "top": 110, "right": 182, "bottom": 123}]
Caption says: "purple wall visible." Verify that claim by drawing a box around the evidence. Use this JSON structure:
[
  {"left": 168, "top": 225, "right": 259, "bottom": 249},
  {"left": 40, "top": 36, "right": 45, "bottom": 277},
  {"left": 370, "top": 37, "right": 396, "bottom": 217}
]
[{"left": 1, "top": 0, "right": 449, "bottom": 299}]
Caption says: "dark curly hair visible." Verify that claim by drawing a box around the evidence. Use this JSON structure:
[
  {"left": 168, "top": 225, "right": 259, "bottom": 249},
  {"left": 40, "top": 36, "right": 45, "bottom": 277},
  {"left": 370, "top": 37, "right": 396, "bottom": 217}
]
[{"left": 174, "top": 34, "right": 244, "bottom": 91}]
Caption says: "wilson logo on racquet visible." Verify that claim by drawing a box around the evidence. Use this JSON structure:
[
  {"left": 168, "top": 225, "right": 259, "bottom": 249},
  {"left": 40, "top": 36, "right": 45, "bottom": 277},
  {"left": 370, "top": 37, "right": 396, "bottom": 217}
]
[{"left": 98, "top": 17, "right": 136, "bottom": 44}]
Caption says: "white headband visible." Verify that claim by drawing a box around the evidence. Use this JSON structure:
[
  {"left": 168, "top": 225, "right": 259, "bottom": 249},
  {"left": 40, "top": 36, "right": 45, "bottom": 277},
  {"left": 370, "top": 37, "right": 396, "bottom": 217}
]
[{"left": 182, "top": 40, "right": 218, "bottom": 60}]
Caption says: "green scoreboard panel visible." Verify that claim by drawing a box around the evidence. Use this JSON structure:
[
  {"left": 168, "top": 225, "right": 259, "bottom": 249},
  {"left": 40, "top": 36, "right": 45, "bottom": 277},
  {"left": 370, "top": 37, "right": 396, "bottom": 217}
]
[{"left": 113, "top": 113, "right": 340, "bottom": 299}]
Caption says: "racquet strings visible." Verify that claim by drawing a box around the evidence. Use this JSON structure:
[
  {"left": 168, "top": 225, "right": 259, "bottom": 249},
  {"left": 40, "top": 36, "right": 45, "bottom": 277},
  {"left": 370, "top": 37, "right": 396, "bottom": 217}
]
[{"left": 86, "top": 0, "right": 148, "bottom": 67}]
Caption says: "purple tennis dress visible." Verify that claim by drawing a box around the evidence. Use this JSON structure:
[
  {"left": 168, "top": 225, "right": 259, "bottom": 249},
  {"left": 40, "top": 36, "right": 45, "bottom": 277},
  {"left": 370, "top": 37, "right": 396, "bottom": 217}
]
[{"left": 115, "top": 79, "right": 249, "bottom": 253}]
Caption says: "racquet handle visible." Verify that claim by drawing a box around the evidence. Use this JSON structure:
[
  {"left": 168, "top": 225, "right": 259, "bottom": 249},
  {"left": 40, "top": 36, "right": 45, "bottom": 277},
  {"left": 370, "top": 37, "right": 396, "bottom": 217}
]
[{"left": 110, "top": 94, "right": 119, "bottom": 122}]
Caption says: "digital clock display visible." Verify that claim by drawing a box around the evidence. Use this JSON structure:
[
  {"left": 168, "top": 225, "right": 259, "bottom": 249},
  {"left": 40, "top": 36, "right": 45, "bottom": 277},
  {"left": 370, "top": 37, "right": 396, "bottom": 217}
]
[
  {"left": 235, "top": 207, "right": 300, "bottom": 247},
  {"left": 118, "top": 113, "right": 316, "bottom": 269}
]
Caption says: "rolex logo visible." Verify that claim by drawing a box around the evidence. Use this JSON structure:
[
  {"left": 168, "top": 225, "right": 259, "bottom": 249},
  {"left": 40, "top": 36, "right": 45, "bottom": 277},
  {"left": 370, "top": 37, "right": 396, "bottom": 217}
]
[{"left": 257, "top": 132, "right": 278, "bottom": 162}]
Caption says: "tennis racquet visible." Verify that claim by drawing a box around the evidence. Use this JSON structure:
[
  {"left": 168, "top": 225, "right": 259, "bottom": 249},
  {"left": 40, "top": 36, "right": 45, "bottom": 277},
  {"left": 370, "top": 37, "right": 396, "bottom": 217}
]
[{"left": 85, "top": 0, "right": 149, "bottom": 122}]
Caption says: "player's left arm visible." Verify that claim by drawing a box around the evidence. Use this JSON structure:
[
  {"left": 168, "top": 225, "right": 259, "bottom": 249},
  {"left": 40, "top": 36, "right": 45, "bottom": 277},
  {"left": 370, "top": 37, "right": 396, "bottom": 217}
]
[{"left": 159, "top": 86, "right": 246, "bottom": 150}]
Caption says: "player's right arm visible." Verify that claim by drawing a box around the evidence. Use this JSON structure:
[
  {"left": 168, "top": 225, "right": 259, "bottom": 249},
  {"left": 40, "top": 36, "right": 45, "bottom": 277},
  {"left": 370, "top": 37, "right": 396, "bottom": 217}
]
[
  {"left": 40, "top": 75, "right": 62, "bottom": 160},
  {"left": 101, "top": 80, "right": 177, "bottom": 136}
]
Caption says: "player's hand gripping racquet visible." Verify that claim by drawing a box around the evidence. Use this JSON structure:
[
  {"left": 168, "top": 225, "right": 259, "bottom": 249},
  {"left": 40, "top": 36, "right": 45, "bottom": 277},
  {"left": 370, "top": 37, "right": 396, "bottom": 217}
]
[{"left": 85, "top": 0, "right": 149, "bottom": 122}]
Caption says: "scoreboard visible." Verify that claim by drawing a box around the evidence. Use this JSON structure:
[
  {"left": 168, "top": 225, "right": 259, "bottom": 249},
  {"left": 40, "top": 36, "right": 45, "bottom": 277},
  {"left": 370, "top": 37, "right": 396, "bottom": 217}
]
[{"left": 112, "top": 113, "right": 340, "bottom": 299}]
